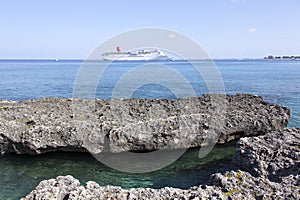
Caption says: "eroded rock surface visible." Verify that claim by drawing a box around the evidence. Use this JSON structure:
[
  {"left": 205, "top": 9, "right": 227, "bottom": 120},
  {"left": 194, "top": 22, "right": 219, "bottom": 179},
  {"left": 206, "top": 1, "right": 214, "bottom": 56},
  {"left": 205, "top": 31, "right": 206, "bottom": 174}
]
[
  {"left": 210, "top": 170, "right": 299, "bottom": 199},
  {"left": 21, "top": 128, "right": 300, "bottom": 200},
  {"left": 234, "top": 128, "right": 300, "bottom": 181},
  {"left": 21, "top": 175, "right": 225, "bottom": 200},
  {"left": 21, "top": 171, "right": 299, "bottom": 200},
  {"left": 0, "top": 94, "right": 290, "bottom": 154}
]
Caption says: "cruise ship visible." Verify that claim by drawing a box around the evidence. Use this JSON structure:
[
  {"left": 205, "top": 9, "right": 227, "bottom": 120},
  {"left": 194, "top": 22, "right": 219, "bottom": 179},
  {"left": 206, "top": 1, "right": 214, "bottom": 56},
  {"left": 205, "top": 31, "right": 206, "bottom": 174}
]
[{"left": 102, "top": 47, "right": 172, "bottom": 61}]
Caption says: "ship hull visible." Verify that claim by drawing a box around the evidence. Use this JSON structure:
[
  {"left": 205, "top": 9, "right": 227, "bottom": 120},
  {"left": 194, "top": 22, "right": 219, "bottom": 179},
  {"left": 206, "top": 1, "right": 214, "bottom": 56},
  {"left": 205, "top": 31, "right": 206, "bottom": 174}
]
[
  {"left": 102, "top": 48, "right": 172, "bottom": 61},
  {"left": 102, "top": 55, "right": 172, "bottom": 61}
]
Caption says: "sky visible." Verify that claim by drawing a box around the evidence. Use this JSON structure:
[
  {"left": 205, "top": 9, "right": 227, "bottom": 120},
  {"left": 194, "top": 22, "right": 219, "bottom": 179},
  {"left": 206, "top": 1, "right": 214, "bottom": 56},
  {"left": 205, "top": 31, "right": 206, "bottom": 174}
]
[{"left": 0, "top": 0, "right": 300, "bottom": 59}]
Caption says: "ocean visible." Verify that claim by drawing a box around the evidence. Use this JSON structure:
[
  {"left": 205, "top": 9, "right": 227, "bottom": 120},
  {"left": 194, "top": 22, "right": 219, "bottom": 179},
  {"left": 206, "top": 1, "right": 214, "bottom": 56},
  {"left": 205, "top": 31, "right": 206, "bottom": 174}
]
[{"left": 0, "top": 59, "right": 299, "bottom": 199}]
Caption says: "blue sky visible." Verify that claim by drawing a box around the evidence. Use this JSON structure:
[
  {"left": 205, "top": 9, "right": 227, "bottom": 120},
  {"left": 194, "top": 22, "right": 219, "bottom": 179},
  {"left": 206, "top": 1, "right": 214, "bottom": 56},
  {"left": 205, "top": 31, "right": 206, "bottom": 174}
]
[{"left": 0, "top": 0, "right": 299, "bottom": 59}]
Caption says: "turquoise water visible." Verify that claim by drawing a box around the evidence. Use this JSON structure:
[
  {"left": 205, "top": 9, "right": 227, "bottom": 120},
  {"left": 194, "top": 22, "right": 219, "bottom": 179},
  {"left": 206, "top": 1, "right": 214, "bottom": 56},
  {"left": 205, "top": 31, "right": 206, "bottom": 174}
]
[
  {"left": 0, "top": 59, "right": 300, "bottom": 199},
  {"left": 0, "top": 143, "right": 236, "bottom": 200}
]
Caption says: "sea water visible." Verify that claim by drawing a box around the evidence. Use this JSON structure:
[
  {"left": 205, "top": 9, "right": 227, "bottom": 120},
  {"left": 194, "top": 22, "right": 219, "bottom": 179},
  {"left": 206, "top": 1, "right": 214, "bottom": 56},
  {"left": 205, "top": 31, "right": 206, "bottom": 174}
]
[{"left": 0, "top": 59, "right": 299, "bottom": 199}]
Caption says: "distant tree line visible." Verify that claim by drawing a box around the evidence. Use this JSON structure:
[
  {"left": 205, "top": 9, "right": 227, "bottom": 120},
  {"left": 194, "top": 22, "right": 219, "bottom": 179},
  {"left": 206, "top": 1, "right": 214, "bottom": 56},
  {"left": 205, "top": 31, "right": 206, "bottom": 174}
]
[{"left": 264, "top": 55, "right": 300, "bottom": 60}]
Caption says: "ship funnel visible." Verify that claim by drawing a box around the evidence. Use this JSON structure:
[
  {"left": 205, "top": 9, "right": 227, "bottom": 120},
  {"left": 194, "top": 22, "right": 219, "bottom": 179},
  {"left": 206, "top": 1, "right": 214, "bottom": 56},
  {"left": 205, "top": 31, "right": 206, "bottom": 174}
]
[{"left": 116, "top": 47, "right": 121, "bottom": 52}]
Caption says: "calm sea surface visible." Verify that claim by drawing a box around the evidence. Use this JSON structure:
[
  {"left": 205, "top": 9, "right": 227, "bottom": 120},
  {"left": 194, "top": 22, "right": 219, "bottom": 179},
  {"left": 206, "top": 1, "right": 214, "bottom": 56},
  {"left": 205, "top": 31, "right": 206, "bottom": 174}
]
[{"left": 0, "top": 59, "right": 299, "bottom": 199}]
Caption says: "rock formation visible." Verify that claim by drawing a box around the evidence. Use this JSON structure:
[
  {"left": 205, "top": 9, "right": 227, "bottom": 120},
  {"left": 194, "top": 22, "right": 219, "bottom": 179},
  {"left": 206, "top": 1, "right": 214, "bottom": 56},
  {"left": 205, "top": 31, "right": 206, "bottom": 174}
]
[
  {"left": 0, "top": 94, "right": 290, "bottom": 155},
  {"left": 234, "top": 128, "right": 300, "bottom": 181},
  {"left": 22, "top": 128, "right": 300, "bottom": 200},
  {"left": 21, "top": 175, "right": 224, "bottom": 200}
]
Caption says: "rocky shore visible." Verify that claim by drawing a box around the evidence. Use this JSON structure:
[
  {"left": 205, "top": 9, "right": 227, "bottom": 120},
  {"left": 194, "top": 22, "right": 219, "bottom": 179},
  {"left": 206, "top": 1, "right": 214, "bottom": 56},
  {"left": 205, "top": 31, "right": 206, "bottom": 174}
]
[
  {"left": 0, "top": 94, "right": 290, "bottom": 154},
  {"left": 22, "top": 128, "right": 300, "bottom": 200},
  {"left": 1, "top": 94, "right": 298, "bottom": 199}
]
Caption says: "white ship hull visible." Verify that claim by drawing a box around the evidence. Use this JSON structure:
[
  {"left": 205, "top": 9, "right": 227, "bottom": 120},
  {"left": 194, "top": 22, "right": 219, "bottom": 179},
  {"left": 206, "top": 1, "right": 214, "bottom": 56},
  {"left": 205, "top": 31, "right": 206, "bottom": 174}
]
[
  {"left": 103, "top": 54, "right": 171, "bottom": 61},
  {"left": 102, "top": 48, "right": 172, "bottom": 61}
]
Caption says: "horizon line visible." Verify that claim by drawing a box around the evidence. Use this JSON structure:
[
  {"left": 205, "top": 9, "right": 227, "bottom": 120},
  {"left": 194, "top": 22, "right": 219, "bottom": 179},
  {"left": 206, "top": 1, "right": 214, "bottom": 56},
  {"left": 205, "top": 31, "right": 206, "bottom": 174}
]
[{"left": 0, "top": 57, "right": 265, "bottom": 61}]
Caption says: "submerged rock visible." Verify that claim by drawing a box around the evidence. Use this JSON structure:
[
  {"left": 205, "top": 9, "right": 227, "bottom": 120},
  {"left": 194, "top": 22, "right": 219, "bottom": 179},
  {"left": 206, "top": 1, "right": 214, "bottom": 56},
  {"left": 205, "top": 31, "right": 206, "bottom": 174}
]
[{"left": 0, "top": 94, "right": 290, "bottom": 154}]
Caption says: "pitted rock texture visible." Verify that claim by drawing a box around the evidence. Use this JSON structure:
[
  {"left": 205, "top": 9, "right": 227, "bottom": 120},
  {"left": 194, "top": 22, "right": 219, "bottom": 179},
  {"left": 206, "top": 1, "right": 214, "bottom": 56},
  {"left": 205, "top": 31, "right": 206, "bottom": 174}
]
[
  {"left": 210, "top": 170, "right": 299, "bottom": 199},
  {"left": 21, "top": 172, "right": 299, "bottom": 200},
  {"left": 22, "top": 129, "right": 300, "bottom": 200},
  {"left": 20, "top": 175, "right": 224, "bottom": 200},
  {"left": 0, "top": 94, "right": 290, "bottom": 154},
  {"left": 234, "top": 128, "right": 300, "bottom": 181}
]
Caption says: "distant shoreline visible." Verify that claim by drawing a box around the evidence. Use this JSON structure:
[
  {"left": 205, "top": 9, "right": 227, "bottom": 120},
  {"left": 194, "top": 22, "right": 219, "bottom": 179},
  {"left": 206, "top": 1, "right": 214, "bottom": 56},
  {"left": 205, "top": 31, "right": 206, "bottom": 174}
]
[
  {"left": 264, "top": 55, "right": 300, "bottom": 60},
  {"left": 0, "top": 58, "right": 299, "bottom": 62}
]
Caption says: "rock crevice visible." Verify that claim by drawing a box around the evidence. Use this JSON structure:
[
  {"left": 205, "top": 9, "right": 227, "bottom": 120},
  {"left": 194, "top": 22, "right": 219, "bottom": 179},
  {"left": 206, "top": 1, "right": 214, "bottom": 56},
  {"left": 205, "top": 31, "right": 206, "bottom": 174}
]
[{"left": 22, "top": 128, "right": 300, "bottom": 199}]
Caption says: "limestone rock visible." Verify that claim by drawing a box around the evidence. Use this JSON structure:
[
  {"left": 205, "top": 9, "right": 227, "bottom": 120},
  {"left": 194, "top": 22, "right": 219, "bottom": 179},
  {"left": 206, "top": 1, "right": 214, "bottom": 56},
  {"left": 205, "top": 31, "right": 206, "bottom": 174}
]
[
  {"left": 22, "top": 171, "right": 299, "bottom": 200},
  {"left": 0, "top": 94, "right": 290, "bottom": 154},
  {"left": 210, "top": 170, "right": 299, "bottom": 199},
  {"left": 234, "top": 128, "right": 300, "bottom": 181},
  {"left": 21, "top": 175, "right": 226, "bottom": 200},
  {"left": 21, "top": 128, "right": 300, "bottom": 199}
]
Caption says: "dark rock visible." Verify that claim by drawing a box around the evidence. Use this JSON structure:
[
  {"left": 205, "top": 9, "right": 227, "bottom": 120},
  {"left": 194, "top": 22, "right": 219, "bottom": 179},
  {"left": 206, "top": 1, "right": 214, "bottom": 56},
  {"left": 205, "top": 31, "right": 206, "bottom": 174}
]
[{"left": 0, "top": 94, "right": 290, "bottom": 154}]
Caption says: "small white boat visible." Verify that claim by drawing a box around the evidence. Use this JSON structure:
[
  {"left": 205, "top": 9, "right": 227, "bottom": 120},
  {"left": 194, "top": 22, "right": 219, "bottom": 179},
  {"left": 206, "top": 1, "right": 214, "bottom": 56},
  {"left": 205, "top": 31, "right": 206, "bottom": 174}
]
[{"left": 102, "top": 47, "right": 172, "bottom": 61}]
